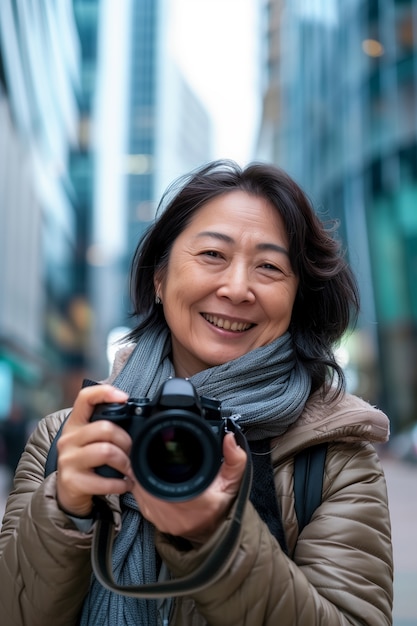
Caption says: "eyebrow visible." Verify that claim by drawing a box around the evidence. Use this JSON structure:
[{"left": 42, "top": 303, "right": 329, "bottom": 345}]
[{"left": 195, "top": 231, "right": 290, "bottom": 256}]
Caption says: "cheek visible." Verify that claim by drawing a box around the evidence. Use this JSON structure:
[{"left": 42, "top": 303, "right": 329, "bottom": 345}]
[
  {"left": 162, "top": 262, "right": 205, "bottom": 302},
  {"left": 161, "top": 283, "right": 196, "bottom": 327},
  {"left": 269, "top": 287, "right": 297, "bottom": 322}
]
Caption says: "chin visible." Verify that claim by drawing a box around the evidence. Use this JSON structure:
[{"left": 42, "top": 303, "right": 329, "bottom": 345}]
[{"left": 208, "top": 351, "right": 248, "bottom": 366}]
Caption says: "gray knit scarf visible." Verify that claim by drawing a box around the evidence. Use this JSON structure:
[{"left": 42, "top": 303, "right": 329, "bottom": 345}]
[{"left": 80, "top": 326, "right": 311, "bottom": 625}]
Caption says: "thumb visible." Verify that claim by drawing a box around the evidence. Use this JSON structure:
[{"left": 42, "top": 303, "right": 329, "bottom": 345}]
[{"left": 220, "top": 432, "right": 247, "bottom": 483}]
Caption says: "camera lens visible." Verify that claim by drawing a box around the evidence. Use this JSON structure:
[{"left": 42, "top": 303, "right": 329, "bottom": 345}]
[
  {"left": 130, "top": 409, "right": 222, "bottom": 501},
  {"left": 146, "top": 426, "right": 203, "bottom": 483}
]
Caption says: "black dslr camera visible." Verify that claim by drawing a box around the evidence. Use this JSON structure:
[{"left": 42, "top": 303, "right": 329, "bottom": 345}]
[{"left": 90, "top": 377, "right": 225, "bottom": 501}]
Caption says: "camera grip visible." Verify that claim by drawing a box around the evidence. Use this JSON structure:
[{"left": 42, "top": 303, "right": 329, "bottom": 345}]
[
  {"left": 90, "top": 404, "right": 130, "bottom": 480},
  {"left": 95, "top": 464, "right": 125, "bottom": 480}
]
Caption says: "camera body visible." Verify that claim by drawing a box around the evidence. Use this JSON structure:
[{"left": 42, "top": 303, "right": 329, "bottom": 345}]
[{"left": 90, "top": 377, "right": 225, "bottom": 501}]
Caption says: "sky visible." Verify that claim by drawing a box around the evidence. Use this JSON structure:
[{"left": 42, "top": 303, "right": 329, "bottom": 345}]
[
  {"left": 171, "top": 0, "right": 261, "bottom": 165},
  {"left": 92, "top": 0, "right": 261, "bottom": 260}
]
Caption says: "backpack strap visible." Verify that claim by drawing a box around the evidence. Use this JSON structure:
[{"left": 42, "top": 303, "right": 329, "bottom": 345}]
[
  {"left": 44, "top": 419, "right": 67, "bottom": 478},
  {"left": 293, "top": 443, "right": 327, "bottom": 533},
  {"left": 44, "top": 379, "right": 99, "bottom": 478}
]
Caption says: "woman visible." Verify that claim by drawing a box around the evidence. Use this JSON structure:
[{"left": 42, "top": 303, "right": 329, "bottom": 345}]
[{"left": 0, "top": 160, "right": 393, "bottom": 625}]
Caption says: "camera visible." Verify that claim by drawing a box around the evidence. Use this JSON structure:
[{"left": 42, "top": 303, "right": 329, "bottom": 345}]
[{"left": 90, "top": 377, "right": 225, "bottom": 501}]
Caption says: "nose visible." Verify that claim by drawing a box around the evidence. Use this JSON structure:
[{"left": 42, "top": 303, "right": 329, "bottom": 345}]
[{"left": 216, "top": 260, "right": 255, "bottom": 304}]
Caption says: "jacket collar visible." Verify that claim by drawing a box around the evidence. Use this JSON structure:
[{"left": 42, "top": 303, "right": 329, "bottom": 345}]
[{"left": 271, "top": 388, "right": 389, "bottom": 461}]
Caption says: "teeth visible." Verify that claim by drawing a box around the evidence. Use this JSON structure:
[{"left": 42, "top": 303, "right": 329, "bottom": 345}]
[{"left": 203, "top": 314, "right": 252, "bottom": 332}]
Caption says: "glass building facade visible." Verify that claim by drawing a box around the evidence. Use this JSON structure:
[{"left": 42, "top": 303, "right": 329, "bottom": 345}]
[
  {"left": 258, "top": 0, "right": 417, "bottom": 431},
  {"left": 0, "top": 1, "right": 82, "bottom": 465}
]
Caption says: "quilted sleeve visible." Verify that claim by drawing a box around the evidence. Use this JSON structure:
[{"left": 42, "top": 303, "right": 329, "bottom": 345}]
[{"left": 0, "top": 414, "right": 94, "bottom": 626}]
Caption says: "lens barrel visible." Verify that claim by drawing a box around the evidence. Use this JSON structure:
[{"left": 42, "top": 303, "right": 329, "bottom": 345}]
[{"left": 130, "top": 409, "right": 222, "bottom": 501}]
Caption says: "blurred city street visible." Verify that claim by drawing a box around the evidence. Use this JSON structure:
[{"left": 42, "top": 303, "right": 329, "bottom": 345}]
[
  {"left": 0, "top": 0, "right": 416, "bottom": 623},
  {"left": 1, "top": 451, "right": 416, "bottom": 625}
]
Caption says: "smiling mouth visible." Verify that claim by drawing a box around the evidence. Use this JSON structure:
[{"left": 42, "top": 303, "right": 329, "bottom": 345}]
[{"left": 202, "top": 313, "right": 254, "bottom": 332}]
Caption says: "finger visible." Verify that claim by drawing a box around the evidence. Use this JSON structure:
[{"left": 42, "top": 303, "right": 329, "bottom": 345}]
[
  {"left": 68, "top": 384, "right": 129, "bottom": 426},
  {"left": 62, "top": 440, "right": 133, "bottom": 476},
  {"left": 61, "top": 469, "right": 134, "bottom": 498},
  {"left": 60, "top": 419, "right": 133, "bottom": 455},
  {"left": 57, "top": 441, "right": 134, "bottom": 513},
  {"left": 220, "top": 433, "right": 247, "bottom": 481},
  {"left": 223, "top": 432, "right": 247, "bottom": 464},
  {"left": 57, "top": 469, "right": 133, "bottom": 516}
]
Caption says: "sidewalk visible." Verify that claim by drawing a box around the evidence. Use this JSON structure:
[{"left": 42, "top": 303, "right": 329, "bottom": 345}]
[
  {"left": 380, "top": 454, "right": 417, "bottom": 626},
  {"left": 1, "top": 456, "right": 416, "bottom": 624}
]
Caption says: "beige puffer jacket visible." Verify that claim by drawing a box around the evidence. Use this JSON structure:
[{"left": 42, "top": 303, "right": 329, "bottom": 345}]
[{"left": 0, "top": 386, "right": 393, "bottom": 626}]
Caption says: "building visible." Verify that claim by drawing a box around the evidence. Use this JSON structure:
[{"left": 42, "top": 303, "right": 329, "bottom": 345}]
[
  {"left": 0, "top": 0, "right": 82, "bottom": 442},
  {"left": 257, "top": 0, "right": 417, "bottom": 431}
]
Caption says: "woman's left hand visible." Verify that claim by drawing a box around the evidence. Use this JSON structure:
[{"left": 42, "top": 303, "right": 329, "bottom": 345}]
[{"left": 129, "top": 432, "right": 247, "bottom": 544}]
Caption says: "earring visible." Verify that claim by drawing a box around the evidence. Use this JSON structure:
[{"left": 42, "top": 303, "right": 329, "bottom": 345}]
[{"left": 155, "top": 295, "right": 161, "bottom": 305}]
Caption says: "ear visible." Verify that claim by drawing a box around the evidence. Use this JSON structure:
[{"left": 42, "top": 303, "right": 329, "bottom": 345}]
[{"left": 153, "top": 268, "right": 164, "bottom": 300}]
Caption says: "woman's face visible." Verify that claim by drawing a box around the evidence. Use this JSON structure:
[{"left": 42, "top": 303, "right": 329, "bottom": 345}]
[{"left": 155, "top": 190, "right": 299, "bottom": 377}]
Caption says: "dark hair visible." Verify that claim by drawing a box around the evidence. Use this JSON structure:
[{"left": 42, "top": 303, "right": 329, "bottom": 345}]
[{"left": 126, "top": 159, "right": 359, "bottom": 396}]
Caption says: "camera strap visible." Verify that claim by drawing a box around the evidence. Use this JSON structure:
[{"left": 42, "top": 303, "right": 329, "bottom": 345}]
[{"left": 90, "top": 417, "right": 252, "bottom": 598}]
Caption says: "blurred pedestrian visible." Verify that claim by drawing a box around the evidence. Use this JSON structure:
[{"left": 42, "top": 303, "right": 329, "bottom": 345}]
[{"left": 0, "top": 404, "right": 28, "bottom": 473}]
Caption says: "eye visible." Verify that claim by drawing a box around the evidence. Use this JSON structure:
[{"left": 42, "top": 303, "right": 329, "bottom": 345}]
[
  {"left": 201, "top": 250, "right": 223, "bottom": 259},
  {"left": 260, "top": 262, "right": 283, "bottom": 272},
  {"left": 257, "top": 261, "right": 291, "bottom": 279}
]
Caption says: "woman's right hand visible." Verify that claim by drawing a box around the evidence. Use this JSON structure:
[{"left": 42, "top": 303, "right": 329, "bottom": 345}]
[{"left": 56, "top": 385, "right": 134, "bottom": 518}]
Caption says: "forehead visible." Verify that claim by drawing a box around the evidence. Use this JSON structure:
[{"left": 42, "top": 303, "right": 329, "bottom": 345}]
[{"left": 182, "top": 190, "right": 287, "bottom": 238}]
